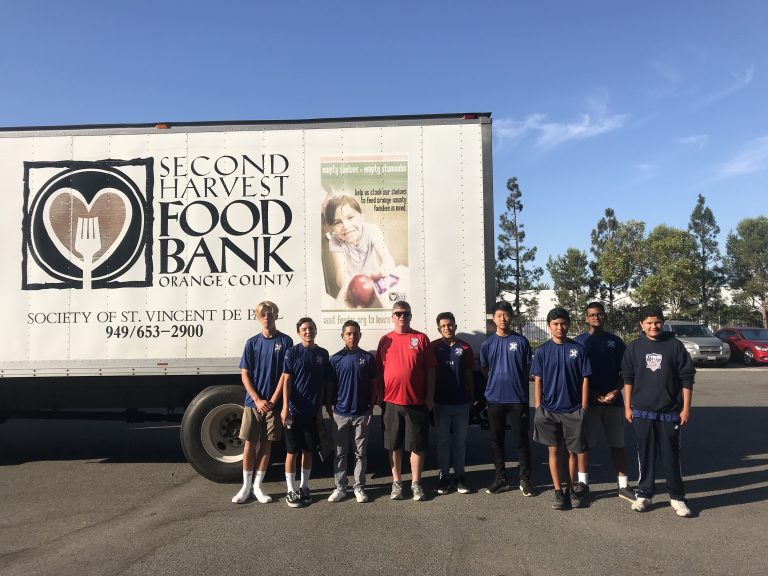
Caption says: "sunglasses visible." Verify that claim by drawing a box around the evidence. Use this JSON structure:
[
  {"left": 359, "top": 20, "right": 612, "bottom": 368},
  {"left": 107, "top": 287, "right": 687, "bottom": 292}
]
[{"left": 393, "top": 311, "right": 411, "bottom": 318}]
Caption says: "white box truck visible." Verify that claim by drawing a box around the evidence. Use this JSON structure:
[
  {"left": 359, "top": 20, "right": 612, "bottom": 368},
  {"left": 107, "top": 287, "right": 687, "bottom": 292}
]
[{"left": 0, "top": 113, "right": 495, "bottom": 481}]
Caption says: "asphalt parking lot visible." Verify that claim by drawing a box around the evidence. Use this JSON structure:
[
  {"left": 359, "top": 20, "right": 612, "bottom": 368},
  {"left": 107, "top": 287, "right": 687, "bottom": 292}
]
[{"left": 1, "top": 366, "right": 766, "bottom": 576}]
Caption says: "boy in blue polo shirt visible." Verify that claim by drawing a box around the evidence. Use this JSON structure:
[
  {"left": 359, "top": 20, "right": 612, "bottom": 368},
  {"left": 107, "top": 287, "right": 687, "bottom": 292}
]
[
  {"left": 480, "top": 301, "right": 533, "bottom": 496},
  {"left": 280, "top": 317, "right": 335, "bottom": 508},
  {"left": 532, "top": 307, "right": 591, "bottom": 510},
  {"left": 233, "top": 300, "right": 293, "bottom": 504},
  {"left": 327, "top": 320, "right": 378, "bottom": 504},
  {"left": 430, "top": 311, "right": 475, "bottom": 495}
]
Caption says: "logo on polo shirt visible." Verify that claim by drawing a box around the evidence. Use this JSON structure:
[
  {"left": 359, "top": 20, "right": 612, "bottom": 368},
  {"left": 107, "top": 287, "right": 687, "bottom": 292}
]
[
  {"left": 509, "top": 342, "right": 518, "bottom": 352},
  {"left": 607, "top": 340, "right": 616, "bottom": 349},
  {"left": 274, "top": 343, "right": 283, "bottom": 352},
  {"left": 410, "top": 337, "right": 419, "bottom": 349},
  {"left": 569, "top": 348, "right": 578, "bottom": 359},
  {"left": 646, "top": 353, "right": 662, "bottom": 372},
  {"left": 358, "top": 357, "right": 367, "bottom": 367},
  {"left": 455, "top": 347, "right": 464, "bottom": 356}
]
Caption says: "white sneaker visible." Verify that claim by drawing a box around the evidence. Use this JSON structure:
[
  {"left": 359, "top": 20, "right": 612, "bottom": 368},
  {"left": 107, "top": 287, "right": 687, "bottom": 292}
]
[
  {"left": 354, "top": 486, "right": 369, "bottom": 503},
  {"left": 253, "top": 486, "right": 273, "bottom": 504},
  {"left": 328, "top": 487, "right": 347, "bottom": 503},
  {"left": 670, "top": 498, "right": 692, "bottom": 518},
  {"left": 232, "top": 484, "right": 253, "bottom": 504},
  {"left": 631, "top": 497, "right": 652, "bottom": 512}
]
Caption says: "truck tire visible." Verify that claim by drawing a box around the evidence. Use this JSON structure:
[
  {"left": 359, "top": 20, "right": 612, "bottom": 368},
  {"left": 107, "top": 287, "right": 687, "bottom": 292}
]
[{"left": 181, "top": 385, "right": 245, "bottom": 482}]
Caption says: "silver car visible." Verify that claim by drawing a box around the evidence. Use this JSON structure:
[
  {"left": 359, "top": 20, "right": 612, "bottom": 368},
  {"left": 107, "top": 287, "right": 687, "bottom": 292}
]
[{"left": 663, "top": 321, "right": 730, "bottom": 367}]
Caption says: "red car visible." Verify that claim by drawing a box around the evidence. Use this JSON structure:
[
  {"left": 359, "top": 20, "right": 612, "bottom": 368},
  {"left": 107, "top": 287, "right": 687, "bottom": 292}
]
[{"left": 715, "top": 327, "right": 768, "bottom": 366}]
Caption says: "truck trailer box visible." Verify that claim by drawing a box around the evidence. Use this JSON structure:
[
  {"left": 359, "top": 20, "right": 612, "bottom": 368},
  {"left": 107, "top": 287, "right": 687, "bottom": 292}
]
[{"left": 0, "top": 113, "right": 495, "bottom": 481}]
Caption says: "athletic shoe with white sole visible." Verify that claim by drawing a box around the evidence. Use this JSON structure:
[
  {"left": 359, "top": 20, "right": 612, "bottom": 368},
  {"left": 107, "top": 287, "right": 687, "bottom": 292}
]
[
  {"left": 354, "top": 486, "right": 369, "bottom": 503},
  {"left": 617, "top": 486, "right": 636, "bottom": 502},
  {"left": 285, "top": 491, "right": 304, "bottom": 508},
  {"left": 412, "top": 482, "right": 426, "bottom": 501},
  {"left": 519, "top": 478, "right": 534, "bottom": 497},
  {"left": 632, "top": 497, "right": 652, "bottom": 512},
  {"left": 328, "top": 487, "right": 347, "bottom": 503},
  {"left": 455, "top": 475, "right": 471, "bottom": 494},
  {"left": 485, "top": 476, "right": 507, "bottom": 494},
  {"left": 670, "top": 498, "right": 692, "bottom": 518},
  {"left": 390, "top": 480, "right": 404, "bottom": 500},
  {"left": 436, "top": 474, "right": 452, "bottom": 495}
]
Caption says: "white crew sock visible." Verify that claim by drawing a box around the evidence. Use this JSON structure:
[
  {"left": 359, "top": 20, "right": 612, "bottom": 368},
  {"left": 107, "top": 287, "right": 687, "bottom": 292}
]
[
  {"left": 254, "top": 470, "right": 265, "bottom": 489},
  {"left": 232, "top": 470, "right": 254, "bottom": 503},
  {"left": 300, "top": 468, "right": 312, "bottom": 489},
  {"left": 618, "top": 475, "right": 628, "bottom": 488},
  {"left": 286, "top": 472, "right": 296, "bottom": 493},
  {"left": 252, "top": 470, "right": 272, "bottom": 503},
  {"left": 578, "top": 472, "right": 589, "bottom": 485}
]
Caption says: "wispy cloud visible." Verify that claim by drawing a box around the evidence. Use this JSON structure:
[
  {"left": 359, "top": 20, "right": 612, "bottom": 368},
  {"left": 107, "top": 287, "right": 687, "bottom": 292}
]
[
  {"left": 677, "top": 134, "right": 709, "bottom": 149},
  {"left": 495, "top": 101, "right": 626, "bottom": 150},
  {"left": 646, "top": 60, "right": 683, "bottom": 100},
  {"left": 696, "top": 65, "right": 755, "bottom": 108},
  {"left": 718, "top": 136, "right": 768, "bottom": 177}
]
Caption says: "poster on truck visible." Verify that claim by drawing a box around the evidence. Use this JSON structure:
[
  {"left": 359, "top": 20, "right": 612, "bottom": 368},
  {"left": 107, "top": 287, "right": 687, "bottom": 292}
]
[{"left": 318, "top": 155, "right": 409, "bottom": 329}]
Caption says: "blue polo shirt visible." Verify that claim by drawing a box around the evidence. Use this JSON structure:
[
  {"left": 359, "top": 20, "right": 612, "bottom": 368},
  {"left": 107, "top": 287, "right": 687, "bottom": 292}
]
[
  {"left": 480, "top": 332, "right": 531, "bottom": 404},
  {"left": 239, "top": 331, "right": 293, "bottom": 407},
  {"left": 573, "top": 331, "right": 626, "bottom": 405},
  {"left": 284, "top": 344, "right": 334, "bottom": 416},
  {"left": 430, "top": 338, "right": 474, "bottom": 405},
  {"left": 330, "top": 347, "right": 376, "bottom": 417},
  {"left": 531, "top": 339, "right": 592, "bottom": 413}
]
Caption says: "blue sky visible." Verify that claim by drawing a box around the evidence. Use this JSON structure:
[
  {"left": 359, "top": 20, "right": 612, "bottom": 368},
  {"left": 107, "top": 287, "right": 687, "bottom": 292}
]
[{"left": 2, "top": 1, "right": 765, "bottom": 284}]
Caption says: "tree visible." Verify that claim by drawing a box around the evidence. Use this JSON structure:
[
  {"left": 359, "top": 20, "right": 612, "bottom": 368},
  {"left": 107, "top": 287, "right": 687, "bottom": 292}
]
[
  {"left": 592, "top": 218, "right": 645, "bottom": 311},
  {"left": 688, "top": 194, "right": 723, "bottom": 318},
  {"left": 633, "top": 225, "right": 699, "bottom": 316},
  {"left": 725, "top": 216, "right": 768, "bottom": 327},
  {"left": 547, "top": 248, "right": 593, "bottom": 315},
  {"left": 495, "top": 177, "right": 544, "bottom": 319},
  {"left": 589, "top": 208, "right": 618, "bottom": 304}
]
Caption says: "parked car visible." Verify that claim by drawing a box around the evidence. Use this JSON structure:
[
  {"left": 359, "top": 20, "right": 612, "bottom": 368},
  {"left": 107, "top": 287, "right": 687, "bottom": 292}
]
[
  {"left": 663, "top": 321, "right": 730, "bottom": 367},
  {"left": 715, "top": 327, "right": 768, "bottom": 366}
]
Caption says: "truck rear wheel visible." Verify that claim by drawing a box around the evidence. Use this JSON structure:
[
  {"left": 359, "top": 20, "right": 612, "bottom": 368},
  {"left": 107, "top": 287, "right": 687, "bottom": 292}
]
[{"left": 181, "top": 385, "right": 244, "bottom": 482}]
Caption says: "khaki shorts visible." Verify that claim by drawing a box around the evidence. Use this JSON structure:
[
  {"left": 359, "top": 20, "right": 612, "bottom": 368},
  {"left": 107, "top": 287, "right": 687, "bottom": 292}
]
[
  {"left": 585, "top": 405, "right": 625, "bottom": 449},
  {"left": 239, "top": 407, "right": 283, "bottom": 443}
]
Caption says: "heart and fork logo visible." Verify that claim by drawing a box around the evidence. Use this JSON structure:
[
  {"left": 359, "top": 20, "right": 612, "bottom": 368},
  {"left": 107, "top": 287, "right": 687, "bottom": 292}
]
[
  {"left": 43, "top": 188, "right": 130, "bottom": 289},
  {"left": 22, "top": 160, "right": 153, "bottom": 290}
]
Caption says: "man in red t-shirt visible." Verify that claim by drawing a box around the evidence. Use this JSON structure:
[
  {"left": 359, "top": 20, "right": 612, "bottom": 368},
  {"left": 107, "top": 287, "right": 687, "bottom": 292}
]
[{"left": 376, "top": 301, "right": 436, "bottom": 502}]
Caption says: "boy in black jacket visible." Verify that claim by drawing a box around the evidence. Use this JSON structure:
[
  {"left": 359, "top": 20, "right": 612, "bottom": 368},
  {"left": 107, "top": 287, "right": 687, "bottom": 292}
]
[{"left": 622, "top": 305, "right": 695, "bottom": 517}]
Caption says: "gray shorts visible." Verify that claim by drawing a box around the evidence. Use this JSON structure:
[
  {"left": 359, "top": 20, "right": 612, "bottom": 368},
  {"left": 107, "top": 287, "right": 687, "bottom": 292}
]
[
  {"left": 585, "top": 405, "right": 625, "bottom": 449},
  {"left": 238, "top": 407, "right": 283, "bottom": 443},
  {"left": 533, "top": 406, "right": 586, "bottom": 453}
]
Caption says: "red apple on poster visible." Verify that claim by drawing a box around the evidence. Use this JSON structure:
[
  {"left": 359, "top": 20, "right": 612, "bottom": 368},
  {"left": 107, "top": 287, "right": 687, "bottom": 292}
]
[{"left": 347, "top": 274, "right": 376, "bottom": 307}]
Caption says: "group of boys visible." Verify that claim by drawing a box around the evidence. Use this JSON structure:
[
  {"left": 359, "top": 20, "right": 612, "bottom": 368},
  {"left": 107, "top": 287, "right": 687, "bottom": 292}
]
[{"left": 232, "top": 298, "right": 695, "bottom": 518}]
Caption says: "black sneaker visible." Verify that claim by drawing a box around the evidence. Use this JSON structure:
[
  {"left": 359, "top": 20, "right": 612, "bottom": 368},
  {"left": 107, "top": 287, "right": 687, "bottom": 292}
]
[
  {"left": 618, "top": 486, "right": 636, "bottom": 502},
  {"left": 552, "top": 488, "right": 570, "bottom": 510},
  {"left": 570, "top": 482, "right": 589, "bottom": 508},
  {"left": 285, "top": 491, "right": 304, "bottom": 508},
  {"left": 486, "top": 476, "right": 507, "bottom": 494},
  {"left": 455, "top": 475, "right": 471, "bottom": 494},
  {"left": 519, "top": 478, "right": 534, "bottom": 497},
  {"left": 436, "top": 474, "right": 452, "bottom": 495},
  {"left": 299, "top": 486, "right": 311, "bottom": 504}
]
